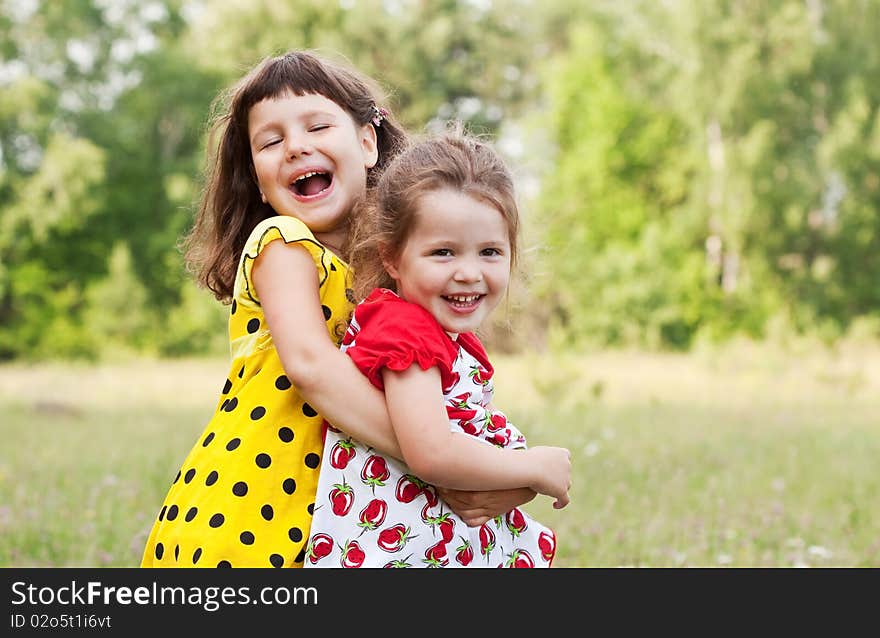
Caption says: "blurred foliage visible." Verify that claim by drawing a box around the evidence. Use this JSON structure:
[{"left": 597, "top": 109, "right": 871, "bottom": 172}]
[
  {"left": 532, "top": 0, "right": 880, "bottom": 349},
  {"left": 0, "top": 0, "right": 878, "bottom": 359}
]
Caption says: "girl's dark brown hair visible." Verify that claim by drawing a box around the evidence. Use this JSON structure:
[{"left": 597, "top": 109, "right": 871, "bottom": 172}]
[
  {"left": 183, "top": 50, "right": 408, "bottom": 302},
  {"left": 349, "top": 126, "right": 520, "bottom": 302}
]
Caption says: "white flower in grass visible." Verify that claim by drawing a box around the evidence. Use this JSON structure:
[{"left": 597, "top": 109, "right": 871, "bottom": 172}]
[
  {"left": 583, "top": 442, "right": 600, "bottom": 457},
  {"left": 717, "top": 553, "right": 732, "bottom": 565},
  {"left": 807, "top": 545, "right": 832, "bottom": 560}
]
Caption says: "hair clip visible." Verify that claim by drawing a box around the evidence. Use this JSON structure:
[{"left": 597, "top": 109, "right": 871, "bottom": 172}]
[{"left": 371, "top": 105, "right": 388, "bottom": 127}]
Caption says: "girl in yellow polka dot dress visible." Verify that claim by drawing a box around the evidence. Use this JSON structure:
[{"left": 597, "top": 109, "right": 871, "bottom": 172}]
[
  {"left": 140, "top": 51, "right": 411, "bottom": 568},
  {"left": 142, "top": 51, "right": 538, "bottom": 568}
]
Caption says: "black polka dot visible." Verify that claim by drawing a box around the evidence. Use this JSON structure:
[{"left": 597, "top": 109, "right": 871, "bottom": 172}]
[
  {"left": 224, "top": 397, "right": 238, "bottom": 412},
  {"left": 278, "top": 427, "right": 294, "bottom": 443},
  {"left": 330, "top": 262, "right": 337, "bottom": 271},
  {"left": 185, "top": 507, "right": 198, "bottom": 522},
  {"left": 202, "top": 432, "right": 215, "bottom": 447},
  {"left": 288, "top": 527, "right": 303, "bottom": 543},
  {"left": 226, "top": 438, "right": 241, "bottom": 451},
  {"left": 231, "top": 300, "right": 237, "bottom": 315},
  {"left": 270, "top": 554, "right": 284, "bottom": 568},
  {"left": 261, "top": 504, "right": 274, "bottom": 521},
  {"left": 302, "top": 403, "right": 317, "bottom": 417},
  {"left": 155, "top": 543, "right": 164, "bottom": 560},
  {"left": 255, "top": 453, "right": 272, "bottom": 468},
  {"left": 307, "top": 503, "right": 315, "bottom": 515},
  {"left": 184, "top": 468, "right": 196, "bottom": 484},
  {"left": 282, "top": 478, "right": 296, "bottom": 495},
  {"left": 322, "top": 305, "right": 332, "bottom": 320},
  {"left": 174, "top": 544, "right": 179, "bottom": 561},
  {"left": 238, "top": 365, "right": 245, "bottom": 378},
  {"left": 232, "top": 481, "right": 248, "bottom": 497},
  {"left": 166, "top": 505, "right": 179, "bottom": 521},
  {"left": 220, "top": 399, "right": 229, "bottom": 411},
  {"left": 294, "top": 549, "right": 306, "bottom": 563},
  {"left": 209, "top": 513, "right": 225, "bottom": 528},
  {"left": 205, "top": 470, "right": 219, "bottom": 486},
  {"left": 217, "top": 560, "right": 231, "bottom": 568},
  {"left": 250, "top": 406, "right": 266, "bottom": 420},
  {"left": 275, "top": 375, "right": 291, "bottom": 390},
  {"left": 247, "top": 318, "right": 260, "bottom": 334},
  {"left": 304, "top": 453, "right": 320, "bottom": 469},
  {"left": 222, "top": 378, "right": 232, "bottom": 394},
  {"left": 158, "top": 505, "right": 167, "bottom": 521},
  {"left": 192, "top": 548, "right": 202, "bottom": 564},
  {"left": 172, "top": 470, "right": 181, "bottom": 484},
  {"left": 240, "top": 531, "right": 255, "bottom": 545}
]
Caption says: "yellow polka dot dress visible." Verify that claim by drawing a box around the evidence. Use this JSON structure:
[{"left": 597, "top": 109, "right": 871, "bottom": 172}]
[{"left": 141, "top": 216, "right": 354, "bottom": 568}]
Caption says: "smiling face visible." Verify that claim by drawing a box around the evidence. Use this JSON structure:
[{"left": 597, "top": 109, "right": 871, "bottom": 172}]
[
  {"left": 385, "top": 189, "right": 512, "bottom": 336},
  {"left": 248, "top": 92, "right": 378, "bottom": 251}
]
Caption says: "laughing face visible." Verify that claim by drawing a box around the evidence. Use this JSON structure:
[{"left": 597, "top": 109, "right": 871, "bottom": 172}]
[
  {"left": 248, "top": 92, "right": 378, "bottom": 252},
  {"left": 385, "top": 189, "right": 512, "bottom": 336}
]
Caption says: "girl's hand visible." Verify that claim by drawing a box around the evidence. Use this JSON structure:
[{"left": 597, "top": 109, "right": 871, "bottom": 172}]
[
  {"left": 438, "top": 487, "right": 537, "bottom": 527},
  {"left": 525, "top": 446, "right": 572, "bottom": 509}
]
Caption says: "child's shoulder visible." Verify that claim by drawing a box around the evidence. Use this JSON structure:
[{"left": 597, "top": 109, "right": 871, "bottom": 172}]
[
  {"left": 356, "top": 288, "right": 440, "bottom": 330},
  {"left": 351, "top": 288, "right": 458, "bottom": 353},
  {"left": 236, "top": 215, "right": 336, "bottom": 305},
  {"left": 345, "top": 289, "right": 462, "bottom": 391},
  {"left": 355, "top": 290, "right": 487, "bottom": 363},
  {"left": 246, "top": 214, "right": 318, "bottom": 247}
]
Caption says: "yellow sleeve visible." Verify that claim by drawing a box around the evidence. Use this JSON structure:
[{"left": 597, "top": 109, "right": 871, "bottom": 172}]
[{"left": 237, "top": 215, "right": 331, "bottom": 306}]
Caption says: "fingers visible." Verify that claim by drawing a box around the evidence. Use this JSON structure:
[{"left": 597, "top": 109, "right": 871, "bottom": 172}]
[
  {"left": 437, "top": 488, "right": 479, "bottom": 509},
  {"left": 553, "top": 490, "right": 570, "bottom": 509},
  {"left": 463, "top": 515, "right": 491, "bottom": 527}
]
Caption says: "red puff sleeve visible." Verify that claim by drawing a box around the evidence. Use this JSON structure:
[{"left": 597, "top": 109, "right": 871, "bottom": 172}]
[{"left": 345, "top": 289, "right": 460, "bottom": 391}]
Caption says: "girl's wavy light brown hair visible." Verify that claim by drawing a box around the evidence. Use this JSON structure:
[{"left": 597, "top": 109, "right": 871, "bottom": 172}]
[
  {"left": 348, "top": 126, "right": 520, "bottom": 303},
  {"left": 183, "top": 50, "right": 408, "bottom": 302}
]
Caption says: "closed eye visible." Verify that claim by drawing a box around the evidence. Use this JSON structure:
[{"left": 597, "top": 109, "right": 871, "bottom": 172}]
[
  {"left": 260, "top": 138, "right": 281, "bottom": 150},
  {"left": 309, "top": 124, "right": 331, "bottom": 132}
]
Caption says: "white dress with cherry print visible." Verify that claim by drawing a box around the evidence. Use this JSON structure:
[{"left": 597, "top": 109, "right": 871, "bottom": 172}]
[{"left": 304, "top": 288, "right": 557, "bottom": 568}]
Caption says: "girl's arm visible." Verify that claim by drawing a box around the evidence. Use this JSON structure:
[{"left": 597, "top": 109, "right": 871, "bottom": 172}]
[
  {"left": 253, "top": 241, "right": 402, "bottom": 459},
  {"left": 437, "top": 400, "right": 537, "bottom": 526},
  {"left": 383, "top": 364, "right": 571, "bottom": 507}
]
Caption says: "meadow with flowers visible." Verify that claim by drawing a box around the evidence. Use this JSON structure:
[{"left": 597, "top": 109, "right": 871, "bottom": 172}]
[{"left": 2, "top": 337, "right": 877, "bottom": 568}]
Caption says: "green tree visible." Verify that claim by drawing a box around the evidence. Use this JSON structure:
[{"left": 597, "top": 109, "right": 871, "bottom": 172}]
[
  {"left": 530, "top": 0, "right": 880, "bottom": 348},
  {"left": 0, "top": 0, "right": 220, "bottom": 358}
]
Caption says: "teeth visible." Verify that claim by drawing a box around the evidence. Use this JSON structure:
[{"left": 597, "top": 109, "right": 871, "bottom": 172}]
[
  {"left": 294, "top": 171, "right": 322, "bottom": 183},
  {"left": 446, "top": 295, "right": 480, "bottom": 303}
]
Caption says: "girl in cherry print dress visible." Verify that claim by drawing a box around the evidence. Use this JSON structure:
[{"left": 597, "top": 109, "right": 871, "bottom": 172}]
[{"left": 304, "top": 129, "right": 572, "bottom": 568}]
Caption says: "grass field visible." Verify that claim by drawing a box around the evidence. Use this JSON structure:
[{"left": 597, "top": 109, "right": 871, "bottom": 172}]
[{"left": 1, "top": 340, "right": 878, "bottom": 567}]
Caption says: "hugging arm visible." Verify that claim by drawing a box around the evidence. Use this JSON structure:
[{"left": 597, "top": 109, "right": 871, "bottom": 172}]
[
  {"left": 439, "top": 399, "right": 538, "bottom": 525},
  {"left": 253, "top": 241, "right": 402, "bottom": 459},
  {"left": 383, "top": 364, "right": 571, "bottom": 507}
]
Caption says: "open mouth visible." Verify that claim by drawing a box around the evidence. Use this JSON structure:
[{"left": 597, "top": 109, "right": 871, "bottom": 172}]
[
  {"left": 290, "top": 171, "right": 333, "bottom": 197},
  {"left": 442, "top": 294, "right": 484, "bottom": 309}
]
